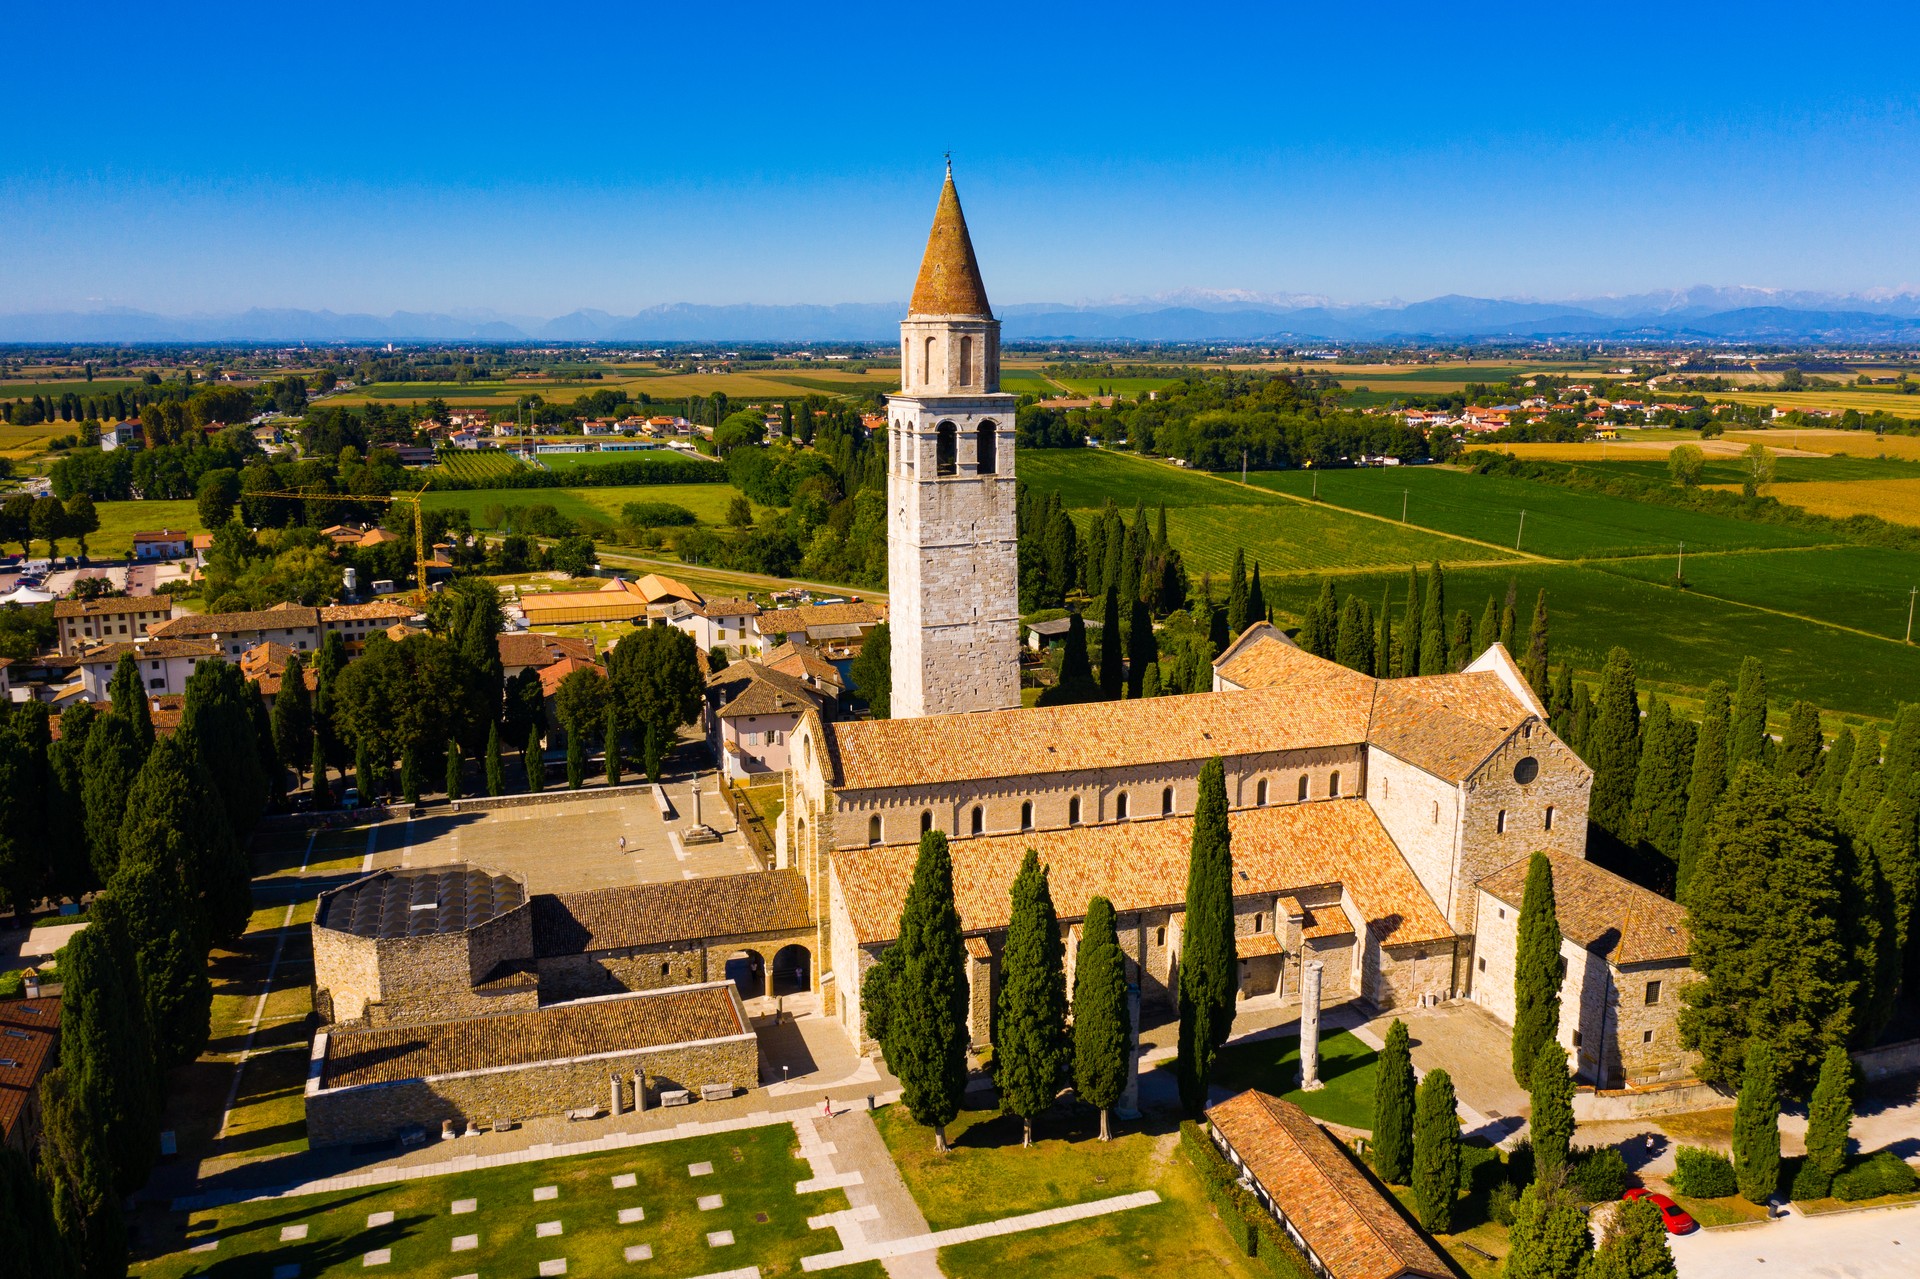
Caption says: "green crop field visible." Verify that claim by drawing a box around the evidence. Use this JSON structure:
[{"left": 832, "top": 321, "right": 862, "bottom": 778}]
[
  {"left": 420, "top": 484, "right": 760, "bottom": 528},
  {"left": 0, "top": 379, "right": 147, "bottom": 397},
  {"left": 1051, "top": 375, "right": 1185, "bottom": 396},
  {"left": 1147, "top": 503, "right": 1519, "bottom": 577},
  {"left": 1241, "top": 467, "right": 1825, "bottom": 558},
  {"left": 1018, "top": 448, "right": 1252, "bottom": 508},
  {"left": 1561, "top": 455, "right": 1920, "bottom": 487},
  {"left": 434, "top": 448, "right": 526, "bottom": 484},
  {"left": 539, "top": 448, "right": 705, "bottom": 472},
  {"left": 998, "top": 370, "right": 1058, "bottom": 396},
  {"left": 1590, "top": 546, "right": 1920, "bottom": 643}
]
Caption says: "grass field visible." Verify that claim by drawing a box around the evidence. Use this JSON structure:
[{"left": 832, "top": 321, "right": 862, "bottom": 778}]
[
  {"left": 1050, "top": 375, "right": 1185, "bottom": 397},
  {"left": 538, "top": 447, "right": 707, "bottom": 472},
  {"left": 1154, "top": 1030, "right": 1379, "bottom": 1130},
  {"left": 328, "top": 366, "right": 897, "bottom": 407},
  {"left": 88, "top": 499, "right": 204, "bottom": 557},
  {"left": 873, "top": 1104, "right": 1267, "bottom": 1279},
  {"left": 1728, "top": 477, "right": 1920, "bottom": 526},
  {"left": 420, "top": 483, "right": 760, "bottom": 528},
  {"left": 1592, "top": 545, "right": 1920, "bottom": 642},
  {"left": 135, "top": 1125, "right": 883, "bottom": 1279},
  {"left": 1155, "top": 502, "right": 1516, "bottom": 576},
  {"left": 1241, "top": 466, "right": 1822, "bottom": 559},
  {"left": 1019, "top": 448, "right": 1271, "bottom": 508}
]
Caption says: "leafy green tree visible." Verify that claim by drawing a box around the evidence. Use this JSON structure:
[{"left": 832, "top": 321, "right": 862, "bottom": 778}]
[
  {"left": 1140, "top": 662, "right": 1163, "bottom": 698},
  {"left": 1588, "top": 646, "right": 1643, "bottom": 838},
  {"left": 1523, "top": 588, "right": 1550, "bottom": 696},
  {"left": 29, "top": 494, "right": 68, "bottom": 556},
  {"left": 79, "top": 713, "right": 142, "bottom": 883},
  {"left": 1777, "top": 701, "right": 1824, "bottom": 782},
  {"left": 1418, "top": 560, "right": 1447, "bottom": 675},
  {"left": 526, "top": 722, "right": 545, "bottom": 792},
  {"left": 1177, "top": 758, "right": 1236, "bottom": 1114},
  {"left": 1512, "top": 852, "right": 1563, "bottom": 1089},
  {"left": 1668, "top": 442, "right": 1706, "bottom": 487},
  {"left": 1798, "top": 1043, "right": 1854, "bottom": 1199},
  {"left": 849, "top": 621, "right": 891, "bottom": 717},
  {"left": 1589, "top": 1195, "right": 1677, "bottom": 1279},
  {"left": 484, "top": 722, "right": 504, "bottom": 796},
  {"left": 1815, "top": 727, "right": 1855, "bottom": 820},
  {"left": 63, "top": 491, "right": 99, "bottom": 557},
  {"left": 1678, "top": 680, "right": 1732, "bottom": 896},
  {"left": 1411, "top": 1067, "right": 1460, "bottom": 1233},
  {"left": 195, "top": 467, "right": 240, "bottom": 530},
  {"left": 401, "top": 745, "right": 421, "bottom": 805},
  {"left": 312, "top": 630, "right": 348, "bottom": 765},
  {"left": 437, "top": 576, "right": 505, "bottom": 750},
  {"left": 1335, "top": 594, "right": 1374, "bottom": 673},
  {"left": 604, "top": 708, "right": 623, "bottom": 785},
  {"left": 54, "top": 894, "right": 157, "bottom": 1194},
  {"left": 566, "top": 733, "right": 586, "bottom": 789},
  {"left": 1529, "top": 1048, "right": 1575, "bottom": 1184},
  {"left": 877, "top": 830, "right": 969, "bottom": 1151},
  {"left": 606, "top": 624, "right": 702, "bottom": 761},
  {"left": 1733, "top": 1038, "right": 1782, "bottom": 1203},
  {"left": 444, "top": 738, "right": 463, "bottom": 801},
  {"left": 106, "top": 652, "right": 152, "bottom": 748},
  {"left": 355, "top": 741, "right": 378, "bottom": 804},
  {"left": 996, "top": 850, "right": 1068, "bottom": 1146},
  {"left": 1071, "top": 895, "right": 1131, "bottom": 1141},
  {"left": 1371, "top": 1018, "right": 1416, "bottom": 1184},
  {"left": 1681, "top": 765, "right": 1853, "bottom": 1093},
  {"left": 311, "top": 735, "right": 332, "bottom": 807},
  {"left": 37, "top": 1067, "right": 123, "bottom": 1279},
  {"left": 1727, "top": 656, "right": 1770, "bottom": 778},
  {"left": 1506, "top": 1180, "right": 1594, "bottom": 1279}
]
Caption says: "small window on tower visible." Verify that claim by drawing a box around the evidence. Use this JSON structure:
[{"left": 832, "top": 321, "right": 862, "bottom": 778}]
[
  {"left": 1069, "top": 796, "right": 1082, "bottom": 825},
  {"left": 1544, "top": 805, "right": 1556, "bottom": 832},
  {"left": 977, "top": 421, "right": 996, "bottom": 474},
  {"left": 959, "top": 335, "right": 973, "bottom": 386},
  {"left": 1257, "top": 779, "right": 1269, "bottom": 806},
  {"left": 1116, "top": 791, "right": 1129, "bottom": 820},
  {"left": 1298, "top": 775, "right": 1309, "bottom": 802},
  {"left": 868, "top": 815, "right": 882, "bottom": 846},
  {"left": 971, "top": 805, "right": 983, "bottom": 835},
  {"left": 935, "top": 422, "right": 957, "bottom": 476},
  {"left": 1329, "top": 771, "right": 1341, "bottom": 798},
  {"left": 1020, "top": 800, "right": 1033, "bottom": 831},
  {"left": 1162, "top": 786, "right": 1174, "bottom": 815},
  {"left": 923, "top": 336, "right": 934, "bottom": 384},
  {"left": 921, "top": 810, "right": 933, "bottom": 834}
]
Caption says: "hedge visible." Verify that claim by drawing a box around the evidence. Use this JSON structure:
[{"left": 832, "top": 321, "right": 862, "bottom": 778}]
[
  {"left": 1673, "top": 1146, "right": 1738, "bottom": 1199},
  {"left": 1179, "top": 1121, "right": 1315, "bottom": 1278},
  {"left": 1568, "top": 1145, "right": 1629, "bottom": 1203},
  {"left": 1832, "top": 1151, "right": 1920, "bottom": 1202}
]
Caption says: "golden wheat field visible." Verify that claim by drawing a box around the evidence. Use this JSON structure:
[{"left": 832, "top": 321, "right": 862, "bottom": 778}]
[
  {"left": 1710, "top": 387, "right": 1920, "bottom": 417},
  {"left": 1708, "top": 478, "right": 1920, "bottom": 526},
  {"left": 1722, "top": 428, "right": 1920, "bottom": 460}
]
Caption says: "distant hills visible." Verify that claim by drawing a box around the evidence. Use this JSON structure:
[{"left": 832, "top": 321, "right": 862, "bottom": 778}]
[{"left": 8, "top": 287, "right": 1920, "bottom": 344}]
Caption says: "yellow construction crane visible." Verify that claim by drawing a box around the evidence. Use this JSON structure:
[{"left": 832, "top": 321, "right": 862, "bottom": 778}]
[{"left": 247, "top": 482, "right": 436, "bottom": 602}]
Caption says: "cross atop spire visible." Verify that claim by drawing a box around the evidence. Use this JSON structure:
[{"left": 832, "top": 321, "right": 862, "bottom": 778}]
[{"left": 909, "top": 162, "right": 992, "bottom": 317}]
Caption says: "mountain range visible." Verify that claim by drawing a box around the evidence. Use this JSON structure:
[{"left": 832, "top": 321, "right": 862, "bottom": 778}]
[{"left": 7, "top": 287, "right": 1920, "bottom": 344}]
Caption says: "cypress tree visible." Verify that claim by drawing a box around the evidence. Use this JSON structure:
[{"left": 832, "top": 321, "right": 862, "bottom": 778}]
[
  {"left": 1306, "top": 577, "right": 1337, "bottom": 656},
  {"left": 1838, "top": 727, "right": 1883, "bottom": 840},
  {"left": 1226, "top": 548, "right": 1249, "bottom": 636},
  {"left": 1629, "top": 697, "right": 1694, "bottom": 875},
  {"left": 1335, "top": 594, "right": 1372, "bottom": 673},
  {"left": 525, "top": 723, "right": 545, "bottom": 792},
  {"left": 567, "top": 732, "right": 586, "bottom": 789},
  {"left": 1127, "top": 596, "right": 1155, "bottom": 699},
  {"left": 1399, "top": 565, "right": 1423, "bottom": 678},
  {"left": 311, "top": 735, "right": 331, "bottom": 808},
  {"left": 1588, "top": 646, "right": 1643, "bottom": 839},
  {"left": 1040, "top": 611, "right": 1099, "bottom": 706},
  {"left": 1588, "top": 1196, "right": 1677, "bottom": 1279},
  {"left": 485, "top": 722, "right": 504, "bottom": 797},
  {"left": 1098, "top": 588, "right": 1123, "bottom": 700},
  {"left": 106, "top": 653, "right": 152, "bottom": 749},
  {"left": 880, "top": 830, "right": 969, "bottom": 1151},
  {"left": 401, "top": 746, "right": 421, "bottom": 805},
  {"left": 1247, "top": 562, "right": 1267, "bottom": 624},
  {"left": 1777, "top": 701, "right": 1824, "bottom": 783},
  {"left": 1733, "top": 1038, "right": 1781, "bottom": 1203},
  {"left": 55, "top": 894, "right": 157, "bottom": 1195},
  {"left": 1512, "top": 852, "right": 1563, "bottom": 1089},
  {"left": 444, "top": 738, "right": 463, "bottom": 801},
  {"left": 1411, "top": 1067, "right": 1460, "bottom": 1233},
  {"left": 1419, "top": 561, "right": 1447, "bottom": 675},
  {"left": 0, "top": 1144, "right": 72, "bottom": 1279},
  {"left": 179, "top": 659, "right": 267, "bottom": 841},
  {"left": 1499, "top": 578, "right": 1519, "bottom": 652},
  {"left": 1371, "top": 1018, "right": 1416, "bottom": 1184},
  {"left": 119, "top": 733, "right": 246, "bottom": 946},
  {"left": 1800, "top": 1043, "right": 1853, "bottom": 1199},
  {"left": 272, "top": 652, "right": 314, "bottom": 783},
  {"left": 37, "top": 1067, "right": 124, "bottom": 1279},
  {"left": 247, "top": 679, "right": 281, "bottom": 807},
  {"left": 46, "top": 721, "right": 93, "bottom": 901},
  {"left": 1476, "top": 595, "right": 1498, "bottom": 655},
  {"left": 1208, "top": 588, "right": 1230, "bottom": 652},
  {"left": 1529, "top": 1047, "right": 1575, "bottom": 1184},
  {"left": 1728, "top": 656, "right": 1770, "bottom": 778},
  {"left": 1140, "top": 662, "right": 1162, "bottom": 699},
  {"left": 105, "top": 852, "right": 211, "bottom": 1068},
  {"left": 1523, "top": 588, "right": 1550, "bottom": 697},
  {"left": 1448, "top": 607, "right": 1473, "bottom": 672},
  {"left": 604, "top": 708, "right": 623, "bottom": 785},
  {"left": 78, "top": 714, "right": 142, "bottom": 883},
  {"left": 1815, "top": 726, "right": 1855, "bottom": 821},
  {"left": 1374, "top": 583, "right": 1393, "bottom": 679},
  {"left": 997, "top": 850, "right": 1068, "bottom": 1147},
  {"left": 1863, "top": 784, "right": 1918, "bottom": 1021},
  {"left": 1547, "top": 666, "right": 1575, "bottom": 735},
  {"left": 1072, "top": 895, "right": 1131, "bottom": 1141},
  {"left": 1507, "top": 1181, "right": 1596, "bottom": 1279},
  {"left": 1177, "top": 757, "right": 1236, "bottom": 1115},
  {"left": 1681, "top": 765, "right": 1852, "bottom": 1093},
  {"left": 1677, "top": 680, "right": 1732, "bottom": 896},
  {"left": 357, "top": 741, "right": 381, "bottom": 805}
]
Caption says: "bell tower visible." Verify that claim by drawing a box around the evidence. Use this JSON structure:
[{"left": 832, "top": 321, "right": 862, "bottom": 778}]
[{"left": 886, "top": 163, "right": 1020, "bottom": 719}]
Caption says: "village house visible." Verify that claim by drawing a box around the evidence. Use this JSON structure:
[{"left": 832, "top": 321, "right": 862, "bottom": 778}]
[
  {"left": 498, "top": 632, "right": 596, "bottom": 684},
  {"left": 703, "top": 660, "right": 827, "bottom": 781},
  {"left": 131, "top": 529, "right": 195, "bottom": 560},
  {"left": 148, "top": 600, "right": 421, "bottom": 658},
  {"left": 52, "top": 594, "right": 180, "bottom": 655},
  {"left": 0, "top": 997, "right": 61, "bottom": 1156},
  {"left": 74, "top": 637, "right": 221, "bottom": 698},
  {"left": 657, "top": 596, "right": 764, "bottom": 655}
]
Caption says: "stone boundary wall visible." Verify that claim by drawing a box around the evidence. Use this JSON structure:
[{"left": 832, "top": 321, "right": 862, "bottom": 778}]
[
  {"left": 1572, "top": 1079, "right": 1730, "bottom": 1121},
  {"left": 445, "top": 783, "right": 659, "bottom": 815},
  {"left": 1853, "top": 1038, "right": 1920, "bottom": 1083}
]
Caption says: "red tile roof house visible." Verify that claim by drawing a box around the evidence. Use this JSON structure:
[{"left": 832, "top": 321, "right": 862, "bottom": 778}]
[
  {"left": 0, "top": 996, "right": 61, "bottom": 1156},
  {"left": 703, "top": 661, "right": 827, "bottom": 782},
  {"left": 130, "top": 529, "right": 195, "bottom": 560}
]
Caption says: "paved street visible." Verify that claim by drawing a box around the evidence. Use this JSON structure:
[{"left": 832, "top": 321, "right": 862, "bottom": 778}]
[{"left": 1671, "top": 1203, "right": 1920, "bottom": 1278}]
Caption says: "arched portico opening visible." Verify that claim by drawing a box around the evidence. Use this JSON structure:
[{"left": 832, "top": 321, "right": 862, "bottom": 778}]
[
  {"left": 724, "top": 949, "right": 767, "bottom": 999},
  {"left": 772, "top": 943, "right": 812, "bottom": 997}
]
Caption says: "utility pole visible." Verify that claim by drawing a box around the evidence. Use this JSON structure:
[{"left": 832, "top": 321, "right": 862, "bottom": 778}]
[
  {"left": 1677, "top": 541, "right": 1685, "bottom": 582},
  {"left": 1241, "top": 448, "right": 1247, "bottom": 485},
  {"left": 1312, "top": 470, "right": 1319, "bottom": 500},
  {"left": 1515, "top": 509, "right": 1526, "bottom": 552},
  {"left": 1402, "top": 489, "right": 1409, "bottom": 522},
  {"left": 1908, "top": 586, "right": 1917, "bottom": 645}
]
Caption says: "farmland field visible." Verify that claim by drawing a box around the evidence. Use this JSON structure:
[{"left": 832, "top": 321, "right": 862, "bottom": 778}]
[
  {"left": 1018, "top": 448, "right": 1255, "bottom": 508},
  {"left": 1708, "top": 477, "right": 1920, "bottom": 527},
  {"left": 538, "top": 448, "right": 706, "bottom": 472},
  {"left": 1704, "top": 388, "right": 1920, "bottom": 418},
  {"left": 1147, "top": 503, "right": 1518, "bottom": 576},
  {"left": 434, "top": 447, "right": 526, "bottom": 484},
  {"left": 997, "top": 369, "right": 1057, "bottom": 395},
  {"left": 328, "top": 366, "right": 895, "bottom": 407},
  {"left": 420, "top": 484, "right": 761, "bottom": 528},
  {"left": 0, "top": 424, "right": 60, "bottom": 460},
  {"left": 1240, "top": 466, "right": 1824, "bottom": 558},
  {"left": 1591, "top": 546, "right": 1920, "bottom": 641},
  {"left": 1723, "top": 428, "right": 1920, "bottom": 461},
  {"left": 1050, "top": 374, "right": 1185, "bottom": 396},
  {"left": 86, "top": 500, "right": 204, "bottom": 558},
  {"left": 0, "top": 378, "right": 147, "bottom": 397}
]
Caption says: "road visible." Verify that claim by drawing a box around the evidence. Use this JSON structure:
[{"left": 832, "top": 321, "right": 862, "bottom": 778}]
[{"left": 1672, "top": 1203, "right": 1920, "bottom": 1278}]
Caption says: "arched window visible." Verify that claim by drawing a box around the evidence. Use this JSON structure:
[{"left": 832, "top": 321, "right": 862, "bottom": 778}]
[
  {"left": 1329, "top": 771, "right": 1341, "bottom": 798},
  {"left": 970, "top": 805, "right": 983, "bottom": 835},
  {"left": 1254, "top": 912, "right": 1264, "bottom": 933},
  {"left": 976, "top": 421, "right": 996, "bottom": 474},
  {"left": 959, "top": 335, "right": 974, "bottom": 386},
  {"left": 868, "top": 815, "right": 882, "bottom": 845},
  {"left": 920, "top": 809, "right": 933, "bottom": 834},
  {"left": 1162, "top": 786, "right": 1174, "bottom": 816},
  {"left": 1544, "top": 805, "right": 1556, "bottom": 832},
  {"left": 922, "top": 336, "right": 933, "bottom": 385},
  {"left": 1496, "top": 809, "right": 1508, "bottom": 834},
  {"left": 1069, "top": 796, "right": 1082, "bottom": 825},
  {"left": 1116, "top": 791, "right": 1129, "bottom": 820},
  {"left": 1155, "top": 926, "right": 1166, "bottom": 947},
  {"left": 1020, "top": 800, "right": 1033, "bottom": 831},
  {"left": 1298, "top": 775, "right": 1309, "bottom": 802},
  {"left": 935, "top": 422, "right": 957, "bottom": 476},
  {"left": 1256, "top": 779, "right": 1269, "bottom": 806}
]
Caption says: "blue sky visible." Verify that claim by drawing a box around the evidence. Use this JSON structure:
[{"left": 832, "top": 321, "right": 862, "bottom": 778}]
[{"left": 8, "top": 1, "right": 1920, "bottom": 315}]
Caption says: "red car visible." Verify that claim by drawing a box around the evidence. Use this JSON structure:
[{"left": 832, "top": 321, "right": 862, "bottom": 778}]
[{"left": 1623, "top": 1188, "right": 1698, "bottom": 1235}]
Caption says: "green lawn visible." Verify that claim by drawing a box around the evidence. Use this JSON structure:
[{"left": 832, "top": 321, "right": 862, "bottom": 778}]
[
  {"left": 873, "top": 1103, "right": 1268, "bottom": 1279},
  {"left": 86, "top": 499, "right": 205, "bottom": 558},
  {"left": 1020, "top": 448, "right": 1258, "bottom": 508},
  {"left": 1242, "top": 466, "right": 1824, "bottom": 558},
  {"left": 421, "top": 483, "right": 764, "bottom": 528},
  {"left": 1156, "top": 1030, "right": 1379, "bottom": 1130},
  {"left": 135, "top": 1126, "right": 884, "bottom": 1279},
  {"left": 539, "top": 448, "right": 709, "bottom": 472}
]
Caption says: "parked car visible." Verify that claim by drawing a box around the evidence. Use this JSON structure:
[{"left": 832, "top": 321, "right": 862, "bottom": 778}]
[{"left": 1623, "top": 1188, "right": 1698, "bottom": 1235}]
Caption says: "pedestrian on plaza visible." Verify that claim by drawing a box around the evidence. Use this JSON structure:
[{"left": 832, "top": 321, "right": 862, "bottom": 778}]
[{"left": 822, "top": 1097, "right": 832, "bottom": 1120}]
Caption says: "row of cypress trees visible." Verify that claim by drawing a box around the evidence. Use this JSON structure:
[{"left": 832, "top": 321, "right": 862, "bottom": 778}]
[{"left": 1295, "top": 568, "right": 1553, "bottom": 689}]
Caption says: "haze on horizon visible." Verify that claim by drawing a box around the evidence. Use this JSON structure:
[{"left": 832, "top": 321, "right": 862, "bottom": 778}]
[{"left": 9, "top": 1, "right": 1920, "bottom": 319}]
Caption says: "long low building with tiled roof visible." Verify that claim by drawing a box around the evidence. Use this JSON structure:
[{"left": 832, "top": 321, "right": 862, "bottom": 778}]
[{"left": 149, "top": 599, "right": 419, "bottom": 657}]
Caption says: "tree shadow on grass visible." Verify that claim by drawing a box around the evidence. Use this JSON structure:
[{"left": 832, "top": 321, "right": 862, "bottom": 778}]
[{"left": 193, "top": 1209, "right": 433, "bottom": 1278}]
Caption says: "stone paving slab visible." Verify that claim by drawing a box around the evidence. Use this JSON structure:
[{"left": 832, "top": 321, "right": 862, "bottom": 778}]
[
  {"left": 452, "top": 1197, "right": 477, "bottom": 1214},
  {"left": 698, "top": 1193, "right": 725, "bottom": 1210},
  {"left": 624, "top": 1243, "right": 653, "bottom": 1261},
  {"left": 537, "top": 1220, "right": 564, "bottom": 1237},
  {"left": 366, "top": 1210, "right": 394, "bottom": 1228},
  {"left": 189, "top": 1239, "right": 218, "bottom": 1253},
  {"left": 807, "top": 1204, "right": 882, "bottom": 1232},
  {"left": 538, "top": 1261, "right": 567, "bottom": 1277},
  {"left": 795, "top": 1170, "right": 863, "bottom": 1194},
  {"left": 280, "top": 1225, "right": 308, "bottom": 1241},
  {"left": 708, "top": 1230, "right": 735, "bottom": 1247},
  {"left": 689, "top": 1161, "right": 714, "bottom": 1176},
  {"left": 363, "top": 1249, "right": 391, "bottom": 1266},
  {"left": 618, "top": 1206, "right": 645, "bottom": 1223},
  {"left": 452, "top": 1234, "right": 478, "bottom": 1251},
  {"left": 612, "top": 1173, "right": 638, "bottom": 1188},
  {"left": 685, "top": 1269, "right": 760, "bottom": 1279},
  {"left": 800, "top": 1190, "right": 1161, "bottom": 1271},
  {"left": 534, "top": 1185, "right": 559, "bottom": 1201}
]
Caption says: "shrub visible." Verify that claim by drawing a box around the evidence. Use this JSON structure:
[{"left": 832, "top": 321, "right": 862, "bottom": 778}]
[
  {"left": 1832, "top": 1151, "right": 1920, "bottom": 1202},
  {"left": 1567, "top": 1146, "right": 1630, "bottom": 1202},
  {"left": 1788, "top": 1157, "right": 1831, "bottom": 1202},
  {"left": 621, "top": 501, "right": 697, "bottom": 527},
  {"left": 1673, "top": 1146, "right": 1738, "bottom": 1199},
  {"left": 1488, "top": 1178, "right": 1519, "bottom": 1227}
]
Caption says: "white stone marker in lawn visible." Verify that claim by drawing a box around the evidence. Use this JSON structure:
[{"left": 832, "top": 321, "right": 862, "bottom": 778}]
[
  {"left": 623, "top": 1244, "right": 652, "bottom": 1262},
  {"left": 452, "top": 1235, "right": 478, "bottom": 1252},
  {"left": 279, "top": 1225, "right": 308, "bottom": 1242},
  {"left": 537, "top": 1221, "right": 564, "bottom": 1237},
  {"left": 617, "top": 1207, "right": 645, "bottom": 1224},
  {"left": 538, "top": 1261, "right": 568, "bottom": 1277},
  {"left": 366, "top": 1211, "right": 394, "bottom": 1228},
  {"left": 611, "top": 1173, "right": 638, "bottom": 1189},
  {"left": 451, "top": 1198, "right": 477, "bottom": 1214},
  {"left": 707, "top": 1230, "right": 735, "bottom": 1247},
  {"left": 534, "top": 1185, "right": 559, "bottom": 1201},
  {"left": 688, "top": 1161, "right": 714, "bottom": 1177},
  {"left": 697, "top": 1194, "right": 724, "bottom": 1211},
  {"left": 363, "top": 1249, "right": 390, "bottom": 1266},
  {"left": 188, "top": 1240, "right": 218, "bottom": 1253}
]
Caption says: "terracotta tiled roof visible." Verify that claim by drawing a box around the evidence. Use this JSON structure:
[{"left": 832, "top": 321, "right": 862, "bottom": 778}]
[
  {"left": 321, "top": 985, "right": 747, "bottom": 1088},
  {"left": 828, "top": 683, "right": 1373, "bottom": 791},
  {"left": 763, "top": 641, "right": 844, "bottom": 689},
  {"left": 530, "top": 871, "right": 813, "bottom": 956},
  {"left": 499, "top": 632, "right": 595, "bottom": 670},
  {"left": 1206, "top": 1091, "right": 1452, "bottom": 1279},
  {"left": 762, "top": 601, "right": 885, "bottom": 635},
  {"left": 537, "top": 655, "right": 603, "bottom": 698},
  {"left": 131, "top": 529, "right": 194, "bottom": 543},
  {"left": 1236, "top": 932, "right": 1282, "bottom": 958},
  {"left": 633, "top": 572, "right": 700, "bottom": 604},
  {"left": 693, "top": 597, "right": 761, "bottom": 619},
  {"left": 715, "top": 665, "right": 824, "bottom": 720},
  {"left": 1479, "top": 850, "right": 1690, "bottom": 966},
  {"left": 833, "top": 801, "right": 1452, "bottom": 949},
  {"left": 153, "top": 606, "right": 321, "bottom": 636},
  {"left": 53, "top": 596, "right": 174, "bottom": 618},
  {"left": 321, "top": 602, "right": 419, "bottom": 622},
  {"left": 1283, "top": 895, "right": 1356, "bottom": 940},
  {"left": 73, "top": 638, "right": 221, "bottom": 664},
  {"left": 909, "top": 169, "right": 993, "bottom": 317},
  {"left": 0, "top": 996, "right": 60, "bottom": 1147}
]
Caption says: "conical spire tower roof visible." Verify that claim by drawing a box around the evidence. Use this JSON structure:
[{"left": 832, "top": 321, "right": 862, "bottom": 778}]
[{"left": 908, "top": 165, "right": 993, "bottom": 318}]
